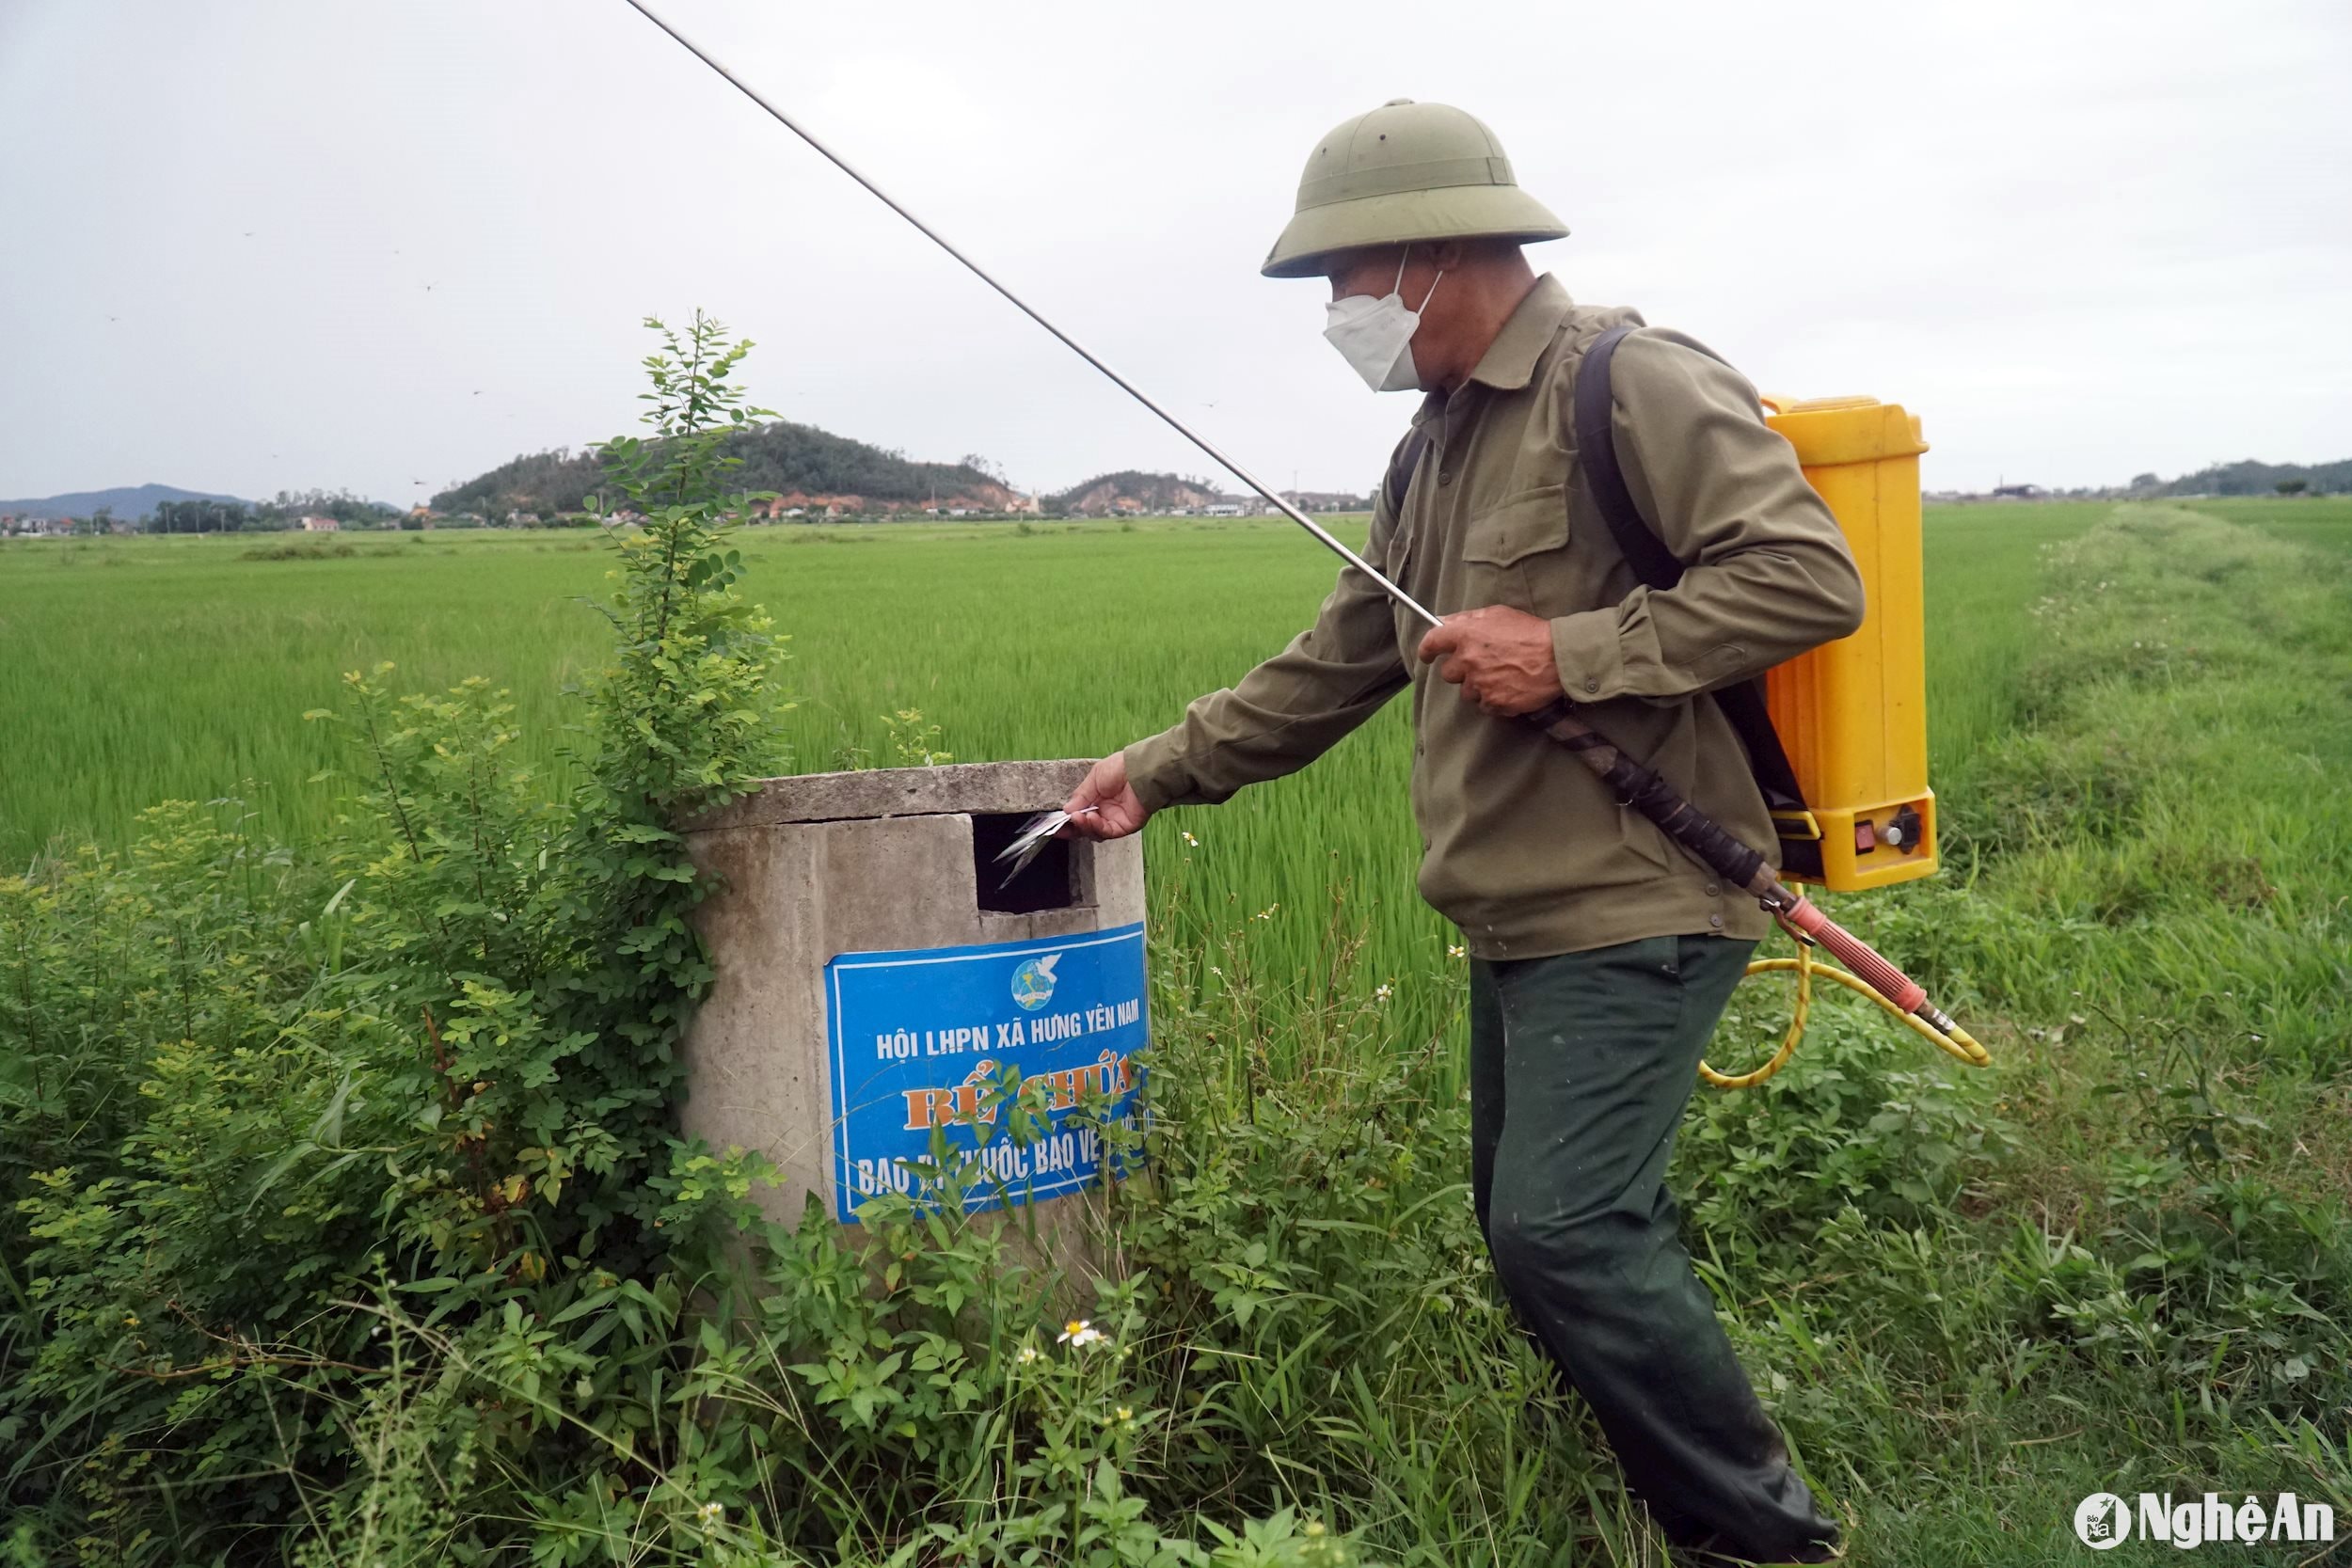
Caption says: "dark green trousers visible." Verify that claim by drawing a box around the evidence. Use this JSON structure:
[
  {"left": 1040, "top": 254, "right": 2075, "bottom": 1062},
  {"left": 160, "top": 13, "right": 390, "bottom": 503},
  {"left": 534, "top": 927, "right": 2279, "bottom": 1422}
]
[{"left": 1470, "top": 933, "right": 1838, "bottom": 1562}]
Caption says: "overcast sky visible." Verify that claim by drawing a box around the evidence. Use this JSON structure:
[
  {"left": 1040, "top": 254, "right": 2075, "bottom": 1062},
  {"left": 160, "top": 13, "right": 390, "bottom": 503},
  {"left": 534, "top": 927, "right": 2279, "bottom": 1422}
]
[{"left": 2, "top": 0, "right": 2345, "bottom": 506}]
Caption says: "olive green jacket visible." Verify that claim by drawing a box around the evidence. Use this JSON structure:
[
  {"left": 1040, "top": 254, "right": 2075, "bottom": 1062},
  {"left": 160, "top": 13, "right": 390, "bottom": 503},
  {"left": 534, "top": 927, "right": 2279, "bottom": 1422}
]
[{"left": 1124, "top": 275, "right": 1866, "bottom": 959}]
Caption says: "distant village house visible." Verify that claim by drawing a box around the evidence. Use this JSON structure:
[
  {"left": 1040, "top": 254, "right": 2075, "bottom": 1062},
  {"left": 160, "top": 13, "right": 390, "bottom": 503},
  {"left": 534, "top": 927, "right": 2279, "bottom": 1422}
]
[
  {"left": 755, "top": 492, "right": 866, "bottom": 520},
  {"left": 1279, "top": 489, "right": 1371, "bottom": 514}
]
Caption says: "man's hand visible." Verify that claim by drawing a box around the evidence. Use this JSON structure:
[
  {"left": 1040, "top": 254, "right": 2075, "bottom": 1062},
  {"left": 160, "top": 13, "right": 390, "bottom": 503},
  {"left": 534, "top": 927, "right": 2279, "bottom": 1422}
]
[
  {"left": 1416, "top": 606, "right": 1563, "bottom": 716},
  {"left": 1062, "top": 751, "right": 1151, "bottom": 840}
]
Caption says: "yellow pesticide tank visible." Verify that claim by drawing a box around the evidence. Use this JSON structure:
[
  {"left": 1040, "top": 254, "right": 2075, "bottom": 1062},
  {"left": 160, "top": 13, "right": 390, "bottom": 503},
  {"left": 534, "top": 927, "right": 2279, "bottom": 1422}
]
[{"left": 1756, "top": 394, "right": 1935, "bottom": 892}]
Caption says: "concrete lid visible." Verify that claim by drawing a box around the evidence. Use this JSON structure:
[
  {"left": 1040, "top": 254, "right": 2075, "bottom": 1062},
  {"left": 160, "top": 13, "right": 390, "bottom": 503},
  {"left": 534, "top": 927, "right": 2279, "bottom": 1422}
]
[{"left": 685, "top": 758, "right": 1092, "bottom": 833}]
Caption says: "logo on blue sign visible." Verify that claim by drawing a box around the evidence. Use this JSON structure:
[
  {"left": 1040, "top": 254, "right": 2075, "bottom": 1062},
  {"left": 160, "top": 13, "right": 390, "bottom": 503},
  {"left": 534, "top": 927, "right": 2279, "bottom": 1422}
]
[
  {"left": 1010, "top": 953, "right": 1059, "bottom": 1011},
  {"left": 825, "top": 924, "right": 1148, "bottom": 1224}
]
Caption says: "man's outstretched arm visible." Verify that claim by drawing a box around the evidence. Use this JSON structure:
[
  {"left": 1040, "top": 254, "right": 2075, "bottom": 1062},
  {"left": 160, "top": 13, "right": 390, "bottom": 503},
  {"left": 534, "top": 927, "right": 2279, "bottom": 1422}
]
[{"left": 1066, "top": 512, "right": 1410, "bottom": 839}]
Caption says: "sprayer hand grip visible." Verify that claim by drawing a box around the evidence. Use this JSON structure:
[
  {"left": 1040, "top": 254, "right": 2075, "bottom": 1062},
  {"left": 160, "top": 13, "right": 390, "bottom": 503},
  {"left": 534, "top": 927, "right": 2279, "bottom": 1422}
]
[
  {"left": 1526, "top": 699, "right": 1772, "bottom": 895},
  {"left": 1520, "top": 705, "right": 1985, "bottom": 1064},
  {"left": 1779, "top": 896, "right": 1929, "bottom": 1013},
  {"left": 1783, "top": 899, "right": 1988, "bottom": 1063}
]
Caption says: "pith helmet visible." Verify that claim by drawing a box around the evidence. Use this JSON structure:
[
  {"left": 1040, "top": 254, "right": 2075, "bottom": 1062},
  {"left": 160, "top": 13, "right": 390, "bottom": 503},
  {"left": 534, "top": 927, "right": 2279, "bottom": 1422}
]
[{"left": 1262, "top": 99, "right": 1568, "bottom": 279}]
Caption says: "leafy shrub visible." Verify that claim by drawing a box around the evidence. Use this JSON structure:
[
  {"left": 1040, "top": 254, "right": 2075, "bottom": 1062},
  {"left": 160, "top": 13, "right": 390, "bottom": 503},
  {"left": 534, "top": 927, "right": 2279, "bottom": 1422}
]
[
  {"left": 1681, "top": 994, "right": 2018, "bottom": 1259},
  {"left": 2, "top": 312, "right": 792, "bottom": 1557}
]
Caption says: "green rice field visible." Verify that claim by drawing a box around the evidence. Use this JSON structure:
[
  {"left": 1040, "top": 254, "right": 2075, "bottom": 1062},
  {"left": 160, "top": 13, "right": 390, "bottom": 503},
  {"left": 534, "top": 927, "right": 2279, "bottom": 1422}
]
[
  {"left": 0, "top": 501, "right": 2110, "bottom": 991},
  {"left": 18, "top": 498, "right": 2340, "bottom": 869},
  {"left": 2, "top": 495, "right": 2342, "bottom": 1095},
  {"left": 2, "top": 493, "right": 2334, "bottom": 1059},
  {"left": 44, "top": 497, "right": 2343, "bottom": 877}
]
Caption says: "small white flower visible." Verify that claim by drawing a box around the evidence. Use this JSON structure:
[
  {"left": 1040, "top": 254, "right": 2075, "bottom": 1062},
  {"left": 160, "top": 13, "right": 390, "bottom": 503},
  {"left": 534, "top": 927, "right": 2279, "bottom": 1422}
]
[
  {"left": 1182, "top": 830, "right": 1200, "bottom": 847},
  {"left": 1017, "top": 1345, "right": 1040, "bottom": 1365},
  {"left": 1447, "top": 943, "right": 1466, "bottom": 959},
  {"left": 695, "top": 1501, "right": 723, "bottom": 1526},
  {"left": 1375, "top": 982, "right": 1393, "bottom": 1003},
  {"left": 1057, "top": 1318, "right": 1106, "bottom": 1349}
]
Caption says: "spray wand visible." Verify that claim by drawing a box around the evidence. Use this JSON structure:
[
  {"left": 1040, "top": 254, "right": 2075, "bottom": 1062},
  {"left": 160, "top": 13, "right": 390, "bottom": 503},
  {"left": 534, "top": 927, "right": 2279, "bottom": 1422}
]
[{"left": 620, "top": 0, "right": 1984, "bottom": 1066}]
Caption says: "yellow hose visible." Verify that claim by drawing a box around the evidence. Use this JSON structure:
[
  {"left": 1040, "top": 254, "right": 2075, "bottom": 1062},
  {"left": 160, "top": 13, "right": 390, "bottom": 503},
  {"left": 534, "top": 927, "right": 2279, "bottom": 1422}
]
[{"left": 1698, "top": 929, "right": 1991, "bottom": 1088}]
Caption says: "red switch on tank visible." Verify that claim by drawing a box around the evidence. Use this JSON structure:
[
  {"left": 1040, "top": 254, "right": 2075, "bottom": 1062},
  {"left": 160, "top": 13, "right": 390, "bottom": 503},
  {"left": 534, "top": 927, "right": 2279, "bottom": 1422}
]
[{"left": 1854, "top": 819, "right": 1878, "bottom": 853}]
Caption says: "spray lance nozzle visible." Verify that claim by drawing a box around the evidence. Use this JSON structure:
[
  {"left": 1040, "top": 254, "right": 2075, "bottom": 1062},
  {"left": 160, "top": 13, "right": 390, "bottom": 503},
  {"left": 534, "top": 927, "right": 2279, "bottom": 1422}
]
[{"left": 993, "top": 806, "right": 1099, "bottom": 889}]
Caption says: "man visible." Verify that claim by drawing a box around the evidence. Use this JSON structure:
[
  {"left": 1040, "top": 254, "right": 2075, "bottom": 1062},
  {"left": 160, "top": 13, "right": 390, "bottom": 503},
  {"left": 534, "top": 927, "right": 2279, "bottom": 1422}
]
[{"left": 1063, "top": 100, "right": 1863, "bottom": 1565}]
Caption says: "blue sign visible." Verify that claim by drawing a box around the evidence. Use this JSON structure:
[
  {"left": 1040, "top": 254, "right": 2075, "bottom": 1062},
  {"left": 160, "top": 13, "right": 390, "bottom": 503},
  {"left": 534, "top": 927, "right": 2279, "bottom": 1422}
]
[{"left": 825, "top": 923, "right": 1148, "bottom": 1223}]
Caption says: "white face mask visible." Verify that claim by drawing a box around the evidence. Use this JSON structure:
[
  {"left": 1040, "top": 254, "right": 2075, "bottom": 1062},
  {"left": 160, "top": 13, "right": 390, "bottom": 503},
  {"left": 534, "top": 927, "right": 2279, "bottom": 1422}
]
[{"left": 1322, "top": 249, "right": 1444, "bottom": 392}]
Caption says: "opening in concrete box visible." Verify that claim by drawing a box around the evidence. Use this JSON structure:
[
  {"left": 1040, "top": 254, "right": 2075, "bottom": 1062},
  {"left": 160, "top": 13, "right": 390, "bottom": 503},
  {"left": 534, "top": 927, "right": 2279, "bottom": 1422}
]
[{"left": 970, "top": 812, "right": 1079, "bottom": 915}]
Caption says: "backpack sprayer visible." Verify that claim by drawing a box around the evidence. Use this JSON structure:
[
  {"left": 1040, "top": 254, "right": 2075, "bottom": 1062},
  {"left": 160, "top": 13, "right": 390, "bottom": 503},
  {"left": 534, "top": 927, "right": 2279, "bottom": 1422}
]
[{"left": 621, "top": 0, "right": 1987, "bottom": 1085}]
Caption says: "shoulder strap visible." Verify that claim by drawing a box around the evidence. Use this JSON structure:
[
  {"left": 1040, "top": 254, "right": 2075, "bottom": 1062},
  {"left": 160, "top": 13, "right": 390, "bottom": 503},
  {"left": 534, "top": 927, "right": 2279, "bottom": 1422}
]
[
  {"left": 1571, "top": 323, "right": 1810, "bottom": 816},
  {"left": 1708, "top": 667, "right": 1807, "bottom": 814},
  {"left": 1382, "top": 426, "right": 1431, "bottom": 519},
  {"left": 1571, "top": 325, "right": 1684, "bottom": 593}
]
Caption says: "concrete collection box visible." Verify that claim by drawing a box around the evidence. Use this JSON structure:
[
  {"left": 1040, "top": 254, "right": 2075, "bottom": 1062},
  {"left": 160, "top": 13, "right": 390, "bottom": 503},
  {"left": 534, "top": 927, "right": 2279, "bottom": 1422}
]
[{"left": 679, "top": 760, "right": 1147, "bottom": 1252}]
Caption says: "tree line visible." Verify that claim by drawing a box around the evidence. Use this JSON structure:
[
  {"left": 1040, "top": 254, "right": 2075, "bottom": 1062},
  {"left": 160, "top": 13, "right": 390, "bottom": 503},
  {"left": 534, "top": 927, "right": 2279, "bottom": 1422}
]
[
  {"left": 2138, "top": 457, "right": 2351, "bottom": 498},
  {"left": 143, "top": 489, "right": 405, "bottom": 532}
]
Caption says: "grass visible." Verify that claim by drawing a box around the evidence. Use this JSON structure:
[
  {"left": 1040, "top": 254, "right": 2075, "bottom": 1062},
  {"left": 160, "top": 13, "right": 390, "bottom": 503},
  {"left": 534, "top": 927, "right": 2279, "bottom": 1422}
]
[
  {"left": 2191, "top": 494, "right": 2352, "bottom": 556},
  {"left": 1917, "top": 501, "right": 2108, "bottom": 762},
  {"left": 1710, "top": 502, "right": 2352, "bottom": 1561},
  {"left": 4, "top": 496, "right": 2349, "bottom": 1563}
]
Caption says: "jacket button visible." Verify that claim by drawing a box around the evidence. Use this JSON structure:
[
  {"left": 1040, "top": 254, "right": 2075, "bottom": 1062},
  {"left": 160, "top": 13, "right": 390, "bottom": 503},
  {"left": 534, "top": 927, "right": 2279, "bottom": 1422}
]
[
  {"left": 1438, "top": 468, "right": 1454, "bottom": 484},
  {"left": 1708, "top": 913, "right": 1724, "bottom": 929},
  {"left": 1583, "top": 676, "right": 1599, "bottom": 693},
  {"left": 1704, "top": 883, "right": 1721, "bottom": 897}
]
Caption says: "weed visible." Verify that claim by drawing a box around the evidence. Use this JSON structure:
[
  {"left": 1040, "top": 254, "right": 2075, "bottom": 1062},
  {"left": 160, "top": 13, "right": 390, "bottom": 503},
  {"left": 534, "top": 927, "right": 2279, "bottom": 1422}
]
[{"left": 242, "top": 537, "right": 359, "bottom": 561}]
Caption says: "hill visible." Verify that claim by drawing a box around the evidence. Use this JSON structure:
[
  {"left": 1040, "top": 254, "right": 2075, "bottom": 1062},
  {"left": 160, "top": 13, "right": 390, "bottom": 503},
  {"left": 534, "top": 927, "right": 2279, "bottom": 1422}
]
[
  {"left": 1051, "top": 471, "right": 1221, "bottom": 515},
  {"left": 0, "top": 482, "right": 247, "bottom": 520},
  {"left": 432, "top": 420, "right": 1012, "bottom": 517}
]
